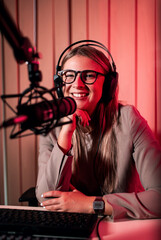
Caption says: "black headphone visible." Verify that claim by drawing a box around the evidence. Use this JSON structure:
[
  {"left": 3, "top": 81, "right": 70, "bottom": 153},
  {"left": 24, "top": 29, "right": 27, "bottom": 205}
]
[{"left": 54, "top": 40, "right": 118, "bottom": 104}]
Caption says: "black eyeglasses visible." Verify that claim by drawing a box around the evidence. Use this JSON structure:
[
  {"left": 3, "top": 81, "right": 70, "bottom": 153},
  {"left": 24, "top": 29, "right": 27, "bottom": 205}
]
[{"left": 58, "top": 69, "right": 106, "bottom": 85}]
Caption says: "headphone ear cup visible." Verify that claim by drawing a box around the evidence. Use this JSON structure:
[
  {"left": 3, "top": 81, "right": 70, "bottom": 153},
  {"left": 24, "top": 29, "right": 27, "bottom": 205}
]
[
  {"left": 101, "top": 72, "right": 118, "bottom": 104},
  {"left": 109, "top": 72, "right": 118, "bottom": 99},
  {"left": 54, "top": 74, "right": 64, "bottom": 98}
]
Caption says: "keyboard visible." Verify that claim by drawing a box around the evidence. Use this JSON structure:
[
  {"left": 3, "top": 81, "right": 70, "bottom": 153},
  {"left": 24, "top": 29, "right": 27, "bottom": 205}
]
[{"left": 0, "top": 206, "right": 98, "bottom": 239}]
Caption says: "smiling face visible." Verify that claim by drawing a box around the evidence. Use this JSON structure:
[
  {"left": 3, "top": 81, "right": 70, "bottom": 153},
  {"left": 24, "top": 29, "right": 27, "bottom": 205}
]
[{"left": 63, "top": 55, "right": 106, "bottom": 116}]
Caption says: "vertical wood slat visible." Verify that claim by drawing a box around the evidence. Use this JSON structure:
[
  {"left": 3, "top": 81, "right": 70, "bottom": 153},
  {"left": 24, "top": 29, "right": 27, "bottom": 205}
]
[
  {"left": 3, "top": 0, "right": 21, "bottom": 205},
  {"left": 135, "top": 0, "right": 138, "bottom": 108},
  {"left": 137, "top": 0, "right": 155, "bottom": 131},
  {"left": 37, "top": 0, "right": 54, "bottom": 89},
  {"left": 156, "top": 0, "right": 161, "bottom": 143},
  {"left": 18, "top": 0, "right": 37, "bottom": 203},
  {"left": 0, "top": 0, "right": 160, "bottom": 205},
  {"left": 110, "top": 0, "right": 136, "bottom": 106},
  {"left": 71, "top": 0, "right": 87, "bottom": 42},
  {"left": 0, "top": 31, "right": 5, "bottom": 204},
  {"left": 54, "top": 0, "right": 70, "bottom": 67},
  {"left": 88, "top": 0, "right": 109, "bottom": 46}
]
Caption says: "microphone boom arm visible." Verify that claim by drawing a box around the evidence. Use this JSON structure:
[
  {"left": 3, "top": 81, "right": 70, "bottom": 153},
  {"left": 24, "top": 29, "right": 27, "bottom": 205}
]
[
  {"left": 0, "top": 0, "right": 39, "bottom": 63},
  {"left": 0, "top": 1, "right": 75, "bottom": 138}
]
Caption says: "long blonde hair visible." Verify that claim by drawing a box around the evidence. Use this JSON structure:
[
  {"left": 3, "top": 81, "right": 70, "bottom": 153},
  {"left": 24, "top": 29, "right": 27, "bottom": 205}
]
[{"left": 61, "top": 45, "right": 119, "bottom": 194}]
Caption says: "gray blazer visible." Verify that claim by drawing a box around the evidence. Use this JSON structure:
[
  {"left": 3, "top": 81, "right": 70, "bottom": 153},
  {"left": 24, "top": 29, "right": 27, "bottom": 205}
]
[{"left": 36, "top": 105, "right": 161, "bottom": 220}]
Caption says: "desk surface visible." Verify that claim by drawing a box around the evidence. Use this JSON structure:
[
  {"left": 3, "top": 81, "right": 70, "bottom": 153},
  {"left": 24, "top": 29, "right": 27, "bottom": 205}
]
[{"left": 91, "top": 217, "right": 161, "bottom": 240}]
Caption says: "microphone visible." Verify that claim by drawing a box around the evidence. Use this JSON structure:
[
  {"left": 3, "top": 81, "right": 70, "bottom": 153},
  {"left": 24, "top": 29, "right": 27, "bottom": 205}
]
[{"left": 0, "top": 97, "right": 76, "bottom": 132}]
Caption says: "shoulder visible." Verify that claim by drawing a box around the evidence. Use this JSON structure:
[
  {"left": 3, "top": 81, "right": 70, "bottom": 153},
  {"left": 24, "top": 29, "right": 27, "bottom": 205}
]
[
  {"left": 119, "top": 104, "right": 143, "bottom": 119},
  {"left": 118, "top": 104, "right": 147, "bottom": 127},
  {"left": 116, "top": 104, "right": 150, "bottom": 138},
  {"left": 117, "top": 104, "right": 158, "bottom": 145}
]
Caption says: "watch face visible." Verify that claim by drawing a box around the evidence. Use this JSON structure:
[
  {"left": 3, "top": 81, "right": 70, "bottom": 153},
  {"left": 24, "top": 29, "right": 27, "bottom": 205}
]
[
  {"left": 94, "top": 201, "right": 104, "bottom": 209},
  {"left": 93, "top": 198, "right": 105, "bottom": 215}
]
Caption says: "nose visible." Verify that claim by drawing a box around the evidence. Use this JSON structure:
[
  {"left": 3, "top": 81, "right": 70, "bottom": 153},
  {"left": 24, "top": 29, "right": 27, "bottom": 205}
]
[{"left": 72, "top": 72, "right": 85, "bottom": 87}]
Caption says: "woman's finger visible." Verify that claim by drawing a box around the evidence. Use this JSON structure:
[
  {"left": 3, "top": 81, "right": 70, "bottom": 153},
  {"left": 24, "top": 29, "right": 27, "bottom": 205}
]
[
  {"left": 41, "top": 190, "right": 61, "bottom": 198},
  {"left": 44, "top": 205, "right": 63, "bottom": 212},
  {"left": 75, "top": 109, "right": 91, "bottom": 126},
  {"left": 41, "top": 197, "right": 60, "bottom": 207}
]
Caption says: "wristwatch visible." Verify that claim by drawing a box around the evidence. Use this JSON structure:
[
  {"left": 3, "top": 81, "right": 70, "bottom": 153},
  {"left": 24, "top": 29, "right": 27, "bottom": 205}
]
[{"left": 93, "top": 197, "right": 105, "bottom": 215}]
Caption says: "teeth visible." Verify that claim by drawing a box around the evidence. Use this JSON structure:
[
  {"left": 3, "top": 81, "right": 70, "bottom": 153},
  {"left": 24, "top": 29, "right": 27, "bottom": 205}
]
[{"left": 72, "top": 93, "right": 87, "bottom": 97}]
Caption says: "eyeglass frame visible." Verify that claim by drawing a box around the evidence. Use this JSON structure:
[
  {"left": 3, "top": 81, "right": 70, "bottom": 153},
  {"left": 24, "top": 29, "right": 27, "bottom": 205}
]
[{"left": 58, "top": 69, "right": 106, "bottom": 85}]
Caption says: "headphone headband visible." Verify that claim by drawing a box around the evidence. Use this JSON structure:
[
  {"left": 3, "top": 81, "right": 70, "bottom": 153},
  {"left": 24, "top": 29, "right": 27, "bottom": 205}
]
[{"left": 56, "top": 40, "right": 116, "bottom": 73}]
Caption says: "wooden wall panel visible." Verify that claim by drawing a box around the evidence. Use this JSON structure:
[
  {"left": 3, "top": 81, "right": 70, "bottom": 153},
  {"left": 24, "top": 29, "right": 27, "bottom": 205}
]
[
  {"left": 54, "top": 0, "right": 70, "bottom": 66},
  {"left": 0, "top": 32, "right": 4, "bottom": 204},
  {"left": 37, "top": 0, "right": 54, "bottom": 89},
  {"left": 110, "top": 0, "right": 136, "bottom": 106},
  {"left": 18, "top": 0, "right": 37, "bottom": 202},
  {"left": 71, "top": 0, "right": 87, "bottom": 42},
  {"left": 88, "top": 0, "right": 109, "bottom": 46},
  {"left": 0, "top": 0, "right": 160, "bottom": 205},
  {"left": 137, "top": 0, "right": 156, "bottom": 131},
  {"left": 156, "top": 0, "right": 161, "bottom": 143},
  {"left": 3, "top": 0, "right": 21, "bottom": 205}
]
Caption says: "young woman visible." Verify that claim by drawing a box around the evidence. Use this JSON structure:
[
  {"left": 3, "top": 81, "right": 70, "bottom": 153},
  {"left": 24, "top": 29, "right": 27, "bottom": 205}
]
[{"left": 36, "top": 44, "right": 161, "bottom": 220}]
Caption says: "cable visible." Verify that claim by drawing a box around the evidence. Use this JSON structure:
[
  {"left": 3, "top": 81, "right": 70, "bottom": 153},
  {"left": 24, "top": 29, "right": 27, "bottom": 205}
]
[{"left": 96, "top": 215, "right": 107, "bottom": 240}]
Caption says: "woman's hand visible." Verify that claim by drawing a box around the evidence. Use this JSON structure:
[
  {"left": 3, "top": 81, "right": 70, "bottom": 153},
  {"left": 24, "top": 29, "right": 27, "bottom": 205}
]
[
  {"left": 57, "top": 109, "right": 91, "bottom": 154},
  {"left": 41, "top": 189, "right": 113, "bottom": 215},
  {"left": 60, "top": 109, "right": 91, "bottom": 133},
  {"left": 41, "top": 189, "right": 95, "bottom": 214}
]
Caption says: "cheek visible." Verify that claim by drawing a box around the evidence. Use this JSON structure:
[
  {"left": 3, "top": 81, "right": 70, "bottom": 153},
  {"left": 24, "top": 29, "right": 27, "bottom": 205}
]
[
  {"left": 63, "top": 85, "right": 70, "bottom": 96},
  {"left": 92, "top": 82, "right": 104, "bottom": 99}
]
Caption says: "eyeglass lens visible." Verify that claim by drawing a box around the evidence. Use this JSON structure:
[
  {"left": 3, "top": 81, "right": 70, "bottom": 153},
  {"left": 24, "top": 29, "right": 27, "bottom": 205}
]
[{"left": 62, "top": 70, "right": 98, "bottom": 84}]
